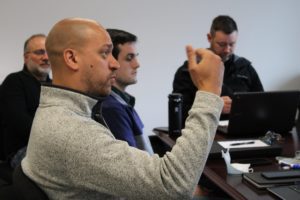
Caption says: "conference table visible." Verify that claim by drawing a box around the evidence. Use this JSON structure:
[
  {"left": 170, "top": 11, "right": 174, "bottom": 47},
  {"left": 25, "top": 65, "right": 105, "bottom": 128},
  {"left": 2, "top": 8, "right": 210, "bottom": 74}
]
[{"left": 153, "top": 125, "right": 300, "bottom": 200}]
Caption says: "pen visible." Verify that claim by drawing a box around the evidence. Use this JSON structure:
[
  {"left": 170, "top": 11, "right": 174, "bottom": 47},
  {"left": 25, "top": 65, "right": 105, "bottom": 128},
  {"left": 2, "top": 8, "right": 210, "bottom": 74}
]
[
  {"left": 290, "top": 164, "right": 300, "bottom": 169},
  {"left": 279, "top": 162, "right": 300, "bottom": 169},
  {"left": 230, "top": 141, "right": 255, "bottom": 146}
]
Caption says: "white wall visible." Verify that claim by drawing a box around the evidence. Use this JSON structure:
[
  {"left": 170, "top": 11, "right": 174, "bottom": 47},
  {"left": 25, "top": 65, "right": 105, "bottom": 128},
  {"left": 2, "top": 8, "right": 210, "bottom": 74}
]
[{"left": 1, "top": 0, "right": 300, "bottom": 135}]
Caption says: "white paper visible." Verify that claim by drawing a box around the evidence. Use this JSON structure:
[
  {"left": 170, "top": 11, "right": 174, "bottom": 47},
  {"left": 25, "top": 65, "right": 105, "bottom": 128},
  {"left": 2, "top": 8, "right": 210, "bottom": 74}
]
[
  {"left": 218, "top": 139, "right": 269, "bottom": 149},
  {"left": 219, "top": 120, "right": 229, "bottom": 126}
]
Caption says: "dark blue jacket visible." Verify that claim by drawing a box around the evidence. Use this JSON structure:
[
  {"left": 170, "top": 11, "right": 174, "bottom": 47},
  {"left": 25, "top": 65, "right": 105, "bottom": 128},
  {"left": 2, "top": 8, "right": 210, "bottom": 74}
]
[{"left": 101, "top": 88, "right": 153, "bottom": 153}]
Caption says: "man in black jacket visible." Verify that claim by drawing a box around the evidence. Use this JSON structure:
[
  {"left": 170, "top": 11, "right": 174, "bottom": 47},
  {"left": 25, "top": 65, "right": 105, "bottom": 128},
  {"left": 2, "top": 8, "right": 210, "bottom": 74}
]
[
  {"left": 0, "top": 34, "right": 51, "bottom": 168},
  {"left": 173, "top": 15, "right": 264, "bottom": 126}
]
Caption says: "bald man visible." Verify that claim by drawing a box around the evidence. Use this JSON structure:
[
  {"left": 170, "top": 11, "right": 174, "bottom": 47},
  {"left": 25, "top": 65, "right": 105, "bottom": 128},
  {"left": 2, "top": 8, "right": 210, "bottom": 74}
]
[{"left": 22, "top": 18, "right": 224, "bottom": 200}]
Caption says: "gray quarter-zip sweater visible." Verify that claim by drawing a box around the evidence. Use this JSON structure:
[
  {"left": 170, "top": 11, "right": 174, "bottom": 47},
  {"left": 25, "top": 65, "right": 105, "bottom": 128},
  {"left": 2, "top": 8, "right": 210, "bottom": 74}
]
[{"left": 22, "top": 85, "right": 223, "bottom": 200}]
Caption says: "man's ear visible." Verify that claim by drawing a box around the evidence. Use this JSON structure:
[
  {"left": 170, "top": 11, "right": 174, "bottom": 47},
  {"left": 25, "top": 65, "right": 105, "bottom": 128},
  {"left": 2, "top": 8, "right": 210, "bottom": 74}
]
[
  {"left": 207, "top": 33, "right": 212, "bottom": 43},
  {"left": 64, "top": 49, "right": 79, "bottom": 71},
  {"left": 23, "top": 53, "right": 29, "bottom": 64}
]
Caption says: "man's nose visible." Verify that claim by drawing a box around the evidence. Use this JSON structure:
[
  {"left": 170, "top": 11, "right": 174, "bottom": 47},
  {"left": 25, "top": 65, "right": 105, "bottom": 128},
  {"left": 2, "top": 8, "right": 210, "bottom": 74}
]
[
  {"left": 223, "top": 45, "right": 231, "bottom": 53},
  {"left": 109, "top": 54, "right": 120, "bottom": 70},
  {"left": 42, "top": 52, "right": 49, "bottom": 60},
  {"left": 132, "top": 58, "right": 140, "bottom": 69}
]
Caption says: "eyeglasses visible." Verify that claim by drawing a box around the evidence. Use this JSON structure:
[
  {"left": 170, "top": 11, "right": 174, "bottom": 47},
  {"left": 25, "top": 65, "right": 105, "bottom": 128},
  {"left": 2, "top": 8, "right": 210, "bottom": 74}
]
[{"left": 26, "top": 49, "right": 47, "bottom": 56}]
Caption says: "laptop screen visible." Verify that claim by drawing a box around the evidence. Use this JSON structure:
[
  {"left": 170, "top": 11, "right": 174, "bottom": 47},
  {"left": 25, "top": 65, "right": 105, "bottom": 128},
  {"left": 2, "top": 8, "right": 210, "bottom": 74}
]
[{"left": 226, "top": 91, "right": 300, "bottom": 136}]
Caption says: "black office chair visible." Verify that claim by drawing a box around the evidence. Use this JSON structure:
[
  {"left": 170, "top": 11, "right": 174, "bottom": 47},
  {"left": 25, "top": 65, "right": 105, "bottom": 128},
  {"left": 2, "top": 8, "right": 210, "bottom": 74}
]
[
  {"left": 0, "top": 161, "right": 13, "bottom": 184},
  {"left": 13, "top": 165, "right": 48, "bottom": 200},
  {"left": 0, "top": 184, "right": 19, "bottom": 199}
]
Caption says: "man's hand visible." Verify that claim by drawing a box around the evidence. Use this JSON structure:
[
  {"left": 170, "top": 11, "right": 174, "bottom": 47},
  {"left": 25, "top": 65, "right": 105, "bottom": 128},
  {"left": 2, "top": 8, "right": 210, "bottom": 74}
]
[
  {"left": 221, "top": 96, "right": 232, "bottom": 114},
  {"left": 186, "top": 45, "right": 224, "bottom": 96}
]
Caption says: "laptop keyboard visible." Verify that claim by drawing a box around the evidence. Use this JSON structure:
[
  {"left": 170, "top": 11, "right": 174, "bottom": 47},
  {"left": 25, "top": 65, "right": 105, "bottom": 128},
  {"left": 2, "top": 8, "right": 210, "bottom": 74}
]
[{"left": 290, "top": 184, "right": 300, "bottom": 193}]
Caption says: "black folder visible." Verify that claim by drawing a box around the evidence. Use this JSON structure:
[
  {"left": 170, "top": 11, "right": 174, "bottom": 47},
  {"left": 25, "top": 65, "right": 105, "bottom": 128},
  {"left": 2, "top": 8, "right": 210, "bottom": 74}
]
[{"left": 243, "top": 171, "right": 300, "bottom": 189}]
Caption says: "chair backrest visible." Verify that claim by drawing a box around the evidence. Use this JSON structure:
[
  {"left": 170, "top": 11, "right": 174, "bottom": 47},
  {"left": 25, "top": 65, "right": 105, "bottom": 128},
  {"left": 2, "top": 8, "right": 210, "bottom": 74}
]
[
  {"left": 0, "top": 84, "right": 4, "bottom": 160},
  {"left": 0, "top": 161, "right": 13, "bottom": 184},
  {"left": 13, "top": 165, "right": 48, "bottom": 200}
]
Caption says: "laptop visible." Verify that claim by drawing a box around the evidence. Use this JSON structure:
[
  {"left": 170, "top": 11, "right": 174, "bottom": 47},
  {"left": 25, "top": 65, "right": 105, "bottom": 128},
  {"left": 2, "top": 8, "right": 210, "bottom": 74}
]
[
  {"left": 243, "top": 170, "right": 300, "bottom": 189},
  {"left": 268, "top": 185, "right": 300, "bottom": 200},
  {"left": 218, "top": 91, "right": 300, "bottom": 136}
]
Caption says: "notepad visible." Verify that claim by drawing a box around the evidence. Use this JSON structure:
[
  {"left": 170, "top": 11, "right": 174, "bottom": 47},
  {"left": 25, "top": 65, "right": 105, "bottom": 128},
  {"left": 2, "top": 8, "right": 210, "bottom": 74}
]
[
  {"left": 218, "top": 139, "right": 269, "bottom": 149},
  {"left": 209, "top": 140, "right": 282, "bottom": 159}
]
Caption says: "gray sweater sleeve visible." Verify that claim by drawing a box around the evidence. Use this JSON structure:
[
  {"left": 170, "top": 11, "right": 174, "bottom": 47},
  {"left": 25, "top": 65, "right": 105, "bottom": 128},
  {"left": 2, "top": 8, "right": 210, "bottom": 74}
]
[
  {"left": 69, "top": 91, "right": 222, "bottom": 199},
  {"left": 23, "top": 90, "right": 223, "bottom": 200}
]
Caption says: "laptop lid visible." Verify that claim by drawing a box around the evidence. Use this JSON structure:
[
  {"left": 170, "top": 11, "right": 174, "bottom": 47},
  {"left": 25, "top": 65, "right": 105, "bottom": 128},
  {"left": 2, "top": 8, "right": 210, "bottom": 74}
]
[
  {"left": 224, "top": 91, "right": 300, "bottom": 136},
  {"left": 267, "top": 185, "right": 300, "bottom": 200}
]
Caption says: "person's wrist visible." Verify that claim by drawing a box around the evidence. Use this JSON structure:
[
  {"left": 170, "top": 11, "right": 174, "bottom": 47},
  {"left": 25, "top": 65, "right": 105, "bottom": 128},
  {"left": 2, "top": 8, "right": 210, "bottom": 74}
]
[{"left": 199, "top": 84, "right": 221, "bottom": 96}]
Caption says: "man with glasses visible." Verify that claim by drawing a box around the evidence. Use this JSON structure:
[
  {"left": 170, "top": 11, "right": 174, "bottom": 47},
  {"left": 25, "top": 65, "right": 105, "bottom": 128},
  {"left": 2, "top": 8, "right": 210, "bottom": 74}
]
[
  {"left": 173, "top": 15, "right": 264, "bottom": 126},
  {"left": 99, "top": 29, "right": 153, "bottom": 154},
  {"left": 0, "top": 34, "right": 51, "bottom": 169}
]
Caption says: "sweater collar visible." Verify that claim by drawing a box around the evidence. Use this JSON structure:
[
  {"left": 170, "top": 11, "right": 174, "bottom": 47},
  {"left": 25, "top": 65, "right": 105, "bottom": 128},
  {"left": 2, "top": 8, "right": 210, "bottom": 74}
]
[{"left": 40, "top": 85, "right": 99, "bottom": 116}]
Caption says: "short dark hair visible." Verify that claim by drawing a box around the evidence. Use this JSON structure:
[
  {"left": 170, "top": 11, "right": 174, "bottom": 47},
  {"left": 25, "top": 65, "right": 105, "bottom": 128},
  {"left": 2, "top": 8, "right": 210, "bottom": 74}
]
[
  {"left": 210, "top": 15, "right": 238, "bottom": 36},
  {"left": 24, "top": 33, "right": 46, "bottom": 53},
  {"left": 106, "top": 29, "right": 137, "bottom": 59}
]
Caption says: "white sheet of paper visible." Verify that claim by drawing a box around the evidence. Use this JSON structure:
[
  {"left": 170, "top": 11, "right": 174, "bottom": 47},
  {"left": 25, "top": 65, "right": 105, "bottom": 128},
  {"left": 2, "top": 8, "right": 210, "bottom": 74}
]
[
  {"left": 219, "top": 120, "right": 229, "bottom": 126},
  {"left": 218, "top": 139, "right": 269, "bottom": 148}
]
